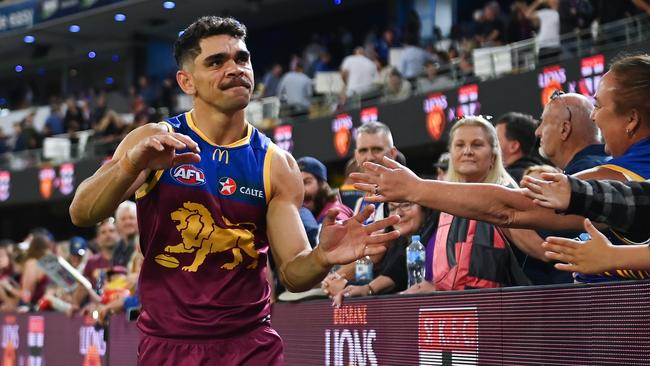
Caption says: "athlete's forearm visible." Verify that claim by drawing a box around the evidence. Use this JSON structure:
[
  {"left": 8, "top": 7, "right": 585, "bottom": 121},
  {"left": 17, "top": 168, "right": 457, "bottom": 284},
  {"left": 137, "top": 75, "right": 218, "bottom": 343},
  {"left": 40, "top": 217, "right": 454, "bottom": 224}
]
[
  {"left": 278, "top": 247, "right": 330, "bottom": 292},
  {"left": 70, "top": 157, "right": 142, "bottom": 227}
]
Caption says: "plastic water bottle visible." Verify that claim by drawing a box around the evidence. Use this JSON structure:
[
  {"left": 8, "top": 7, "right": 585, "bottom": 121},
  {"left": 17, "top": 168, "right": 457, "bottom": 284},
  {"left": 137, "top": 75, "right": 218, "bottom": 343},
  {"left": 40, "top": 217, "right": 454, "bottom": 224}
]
[
  {"left": 406, "top": 235, "right": 426, "bottom": 288},
  {"left": 355, "top": 256, "right": 373, "bottom": 284}
]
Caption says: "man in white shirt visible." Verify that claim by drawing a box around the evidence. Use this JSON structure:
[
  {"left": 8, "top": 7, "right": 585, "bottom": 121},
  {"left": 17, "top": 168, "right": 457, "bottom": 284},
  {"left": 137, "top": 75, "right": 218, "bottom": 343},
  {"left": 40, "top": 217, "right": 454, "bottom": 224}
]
[
  {"left": 525, "top": 0, "right": 561, "bottom": 64},
  {"left": 340, "top": 47, "right": 378, "bottom": 97}
]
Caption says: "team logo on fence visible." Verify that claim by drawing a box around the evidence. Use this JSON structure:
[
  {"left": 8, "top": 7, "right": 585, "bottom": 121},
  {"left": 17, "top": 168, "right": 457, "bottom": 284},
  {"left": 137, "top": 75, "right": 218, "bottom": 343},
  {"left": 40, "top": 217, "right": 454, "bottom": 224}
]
[
  {"left": 360, "top": 106, "right": 378, "bottom": 124},
  {"left": 423, "top": 93, "right": 448, "bottom": 141},
  {"left": 0, "top": 171, "right": 10, "bottom": 202},
  {"left": 332, "top": 113, "right": 353, "bottom": 158},
  {"left": 418, "top": 307, "right": 478, "bottom": 365}
]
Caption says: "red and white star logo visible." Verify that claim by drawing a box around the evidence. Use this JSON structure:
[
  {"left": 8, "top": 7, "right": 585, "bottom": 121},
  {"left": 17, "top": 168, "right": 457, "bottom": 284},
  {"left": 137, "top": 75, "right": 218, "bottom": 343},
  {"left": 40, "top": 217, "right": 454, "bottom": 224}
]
[{"left": 219, "top": 177, "right": 237, "bottom": 196}]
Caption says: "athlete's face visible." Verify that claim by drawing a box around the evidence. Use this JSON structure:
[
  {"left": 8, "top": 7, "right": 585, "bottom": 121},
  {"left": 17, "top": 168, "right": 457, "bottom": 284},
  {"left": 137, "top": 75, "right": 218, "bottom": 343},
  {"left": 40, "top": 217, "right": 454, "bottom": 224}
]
[{"left": 179, "top": 35, "right": 254, "bottom": 113}]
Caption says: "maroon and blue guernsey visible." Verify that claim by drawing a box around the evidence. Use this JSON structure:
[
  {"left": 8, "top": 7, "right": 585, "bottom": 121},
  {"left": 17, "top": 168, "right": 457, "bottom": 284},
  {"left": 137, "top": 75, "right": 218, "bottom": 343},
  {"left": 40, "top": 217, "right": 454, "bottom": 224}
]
[{"left": 135, "top": 111, "right": 276, "bottom": 339}]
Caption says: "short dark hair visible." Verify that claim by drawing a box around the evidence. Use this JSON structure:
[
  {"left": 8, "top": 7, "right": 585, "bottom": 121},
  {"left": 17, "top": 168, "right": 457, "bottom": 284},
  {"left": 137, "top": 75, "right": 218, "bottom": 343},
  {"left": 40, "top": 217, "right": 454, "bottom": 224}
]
[
  {"left": 174, "top": 16, "right": 247, "bottom": 68},
  {"left": 494, "top": 112, "right": 538, "bottom": 155}
]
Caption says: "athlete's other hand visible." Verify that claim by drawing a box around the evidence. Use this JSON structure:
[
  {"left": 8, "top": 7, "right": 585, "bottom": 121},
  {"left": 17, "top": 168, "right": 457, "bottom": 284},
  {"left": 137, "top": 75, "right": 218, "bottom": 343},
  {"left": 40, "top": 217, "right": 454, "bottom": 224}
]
[
  {"left": 125, "top": 131, "right": 201, "bottom": 173},
  {"left": 315, "top": 205, "right": 400, "bottom": 267}
]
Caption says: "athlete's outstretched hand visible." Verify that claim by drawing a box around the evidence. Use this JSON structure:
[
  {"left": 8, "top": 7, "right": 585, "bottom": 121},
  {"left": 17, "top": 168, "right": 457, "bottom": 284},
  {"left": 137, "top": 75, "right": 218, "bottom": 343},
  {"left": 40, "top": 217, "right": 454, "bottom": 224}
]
[
  {"left": 521, "top": 173, "right": 571, "bottom": 210},
  {"left": 542, "top": 219, "right": 613, "bottom": 274},
  {"left": 125, "top": 131, "right": 201, "bottom": 173},
  {"left": 350, "top": 156, "right": 421, "bottom": 203},
  {"left": 315, "top": 205, "right": 400, "bottom": 266}
]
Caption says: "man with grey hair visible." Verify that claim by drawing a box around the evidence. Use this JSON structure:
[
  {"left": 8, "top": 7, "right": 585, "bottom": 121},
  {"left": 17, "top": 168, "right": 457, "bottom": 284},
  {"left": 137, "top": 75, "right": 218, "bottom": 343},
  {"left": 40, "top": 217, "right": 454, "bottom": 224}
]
[
  {"left": 536, "top": 91, "right": 609, "bottom": 175},
  {"left": 112, "top": 200, "right": 139, "bottom": 267},
  {"left": 352, "top": 121, "right": 398, "bottom": 219}
]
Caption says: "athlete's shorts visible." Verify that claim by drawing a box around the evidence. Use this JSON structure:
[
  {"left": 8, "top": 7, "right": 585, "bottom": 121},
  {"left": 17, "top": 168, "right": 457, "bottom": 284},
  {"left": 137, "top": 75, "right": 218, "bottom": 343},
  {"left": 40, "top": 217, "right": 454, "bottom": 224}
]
[{"left": 137, "top": 324, "right": 284, "bottom": 366}]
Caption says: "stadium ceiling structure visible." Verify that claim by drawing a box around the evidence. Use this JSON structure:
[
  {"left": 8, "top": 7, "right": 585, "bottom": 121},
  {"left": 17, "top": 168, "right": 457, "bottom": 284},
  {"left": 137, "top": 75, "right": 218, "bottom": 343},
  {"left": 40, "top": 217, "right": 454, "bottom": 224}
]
[{"left": 0, "top": 0, "right": 377, "bottom": 77}]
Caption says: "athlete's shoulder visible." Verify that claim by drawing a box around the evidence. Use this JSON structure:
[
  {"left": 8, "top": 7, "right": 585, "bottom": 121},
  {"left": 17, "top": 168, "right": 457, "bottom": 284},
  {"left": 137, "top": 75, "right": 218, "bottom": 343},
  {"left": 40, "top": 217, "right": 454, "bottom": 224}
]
[{"left": 268, "top": 147, "right": 302, "bottom": 201}]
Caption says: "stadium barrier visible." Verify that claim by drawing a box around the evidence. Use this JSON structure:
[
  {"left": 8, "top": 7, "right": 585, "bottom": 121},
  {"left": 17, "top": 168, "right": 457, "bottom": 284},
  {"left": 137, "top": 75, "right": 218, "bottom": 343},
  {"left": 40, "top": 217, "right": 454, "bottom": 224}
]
[
  {"left": 0, "top": 281, "right": 648, "bottom": 365},
  {"left": 274, "top": 281, "right": 650, "bottom": 365}
]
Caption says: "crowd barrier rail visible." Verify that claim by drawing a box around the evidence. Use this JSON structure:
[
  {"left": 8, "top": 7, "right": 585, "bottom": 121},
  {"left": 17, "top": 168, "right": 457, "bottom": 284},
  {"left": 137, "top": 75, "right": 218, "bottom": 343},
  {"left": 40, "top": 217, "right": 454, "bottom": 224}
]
[{"left": 0, "top": 281, "right": 648, "bottom": 365}]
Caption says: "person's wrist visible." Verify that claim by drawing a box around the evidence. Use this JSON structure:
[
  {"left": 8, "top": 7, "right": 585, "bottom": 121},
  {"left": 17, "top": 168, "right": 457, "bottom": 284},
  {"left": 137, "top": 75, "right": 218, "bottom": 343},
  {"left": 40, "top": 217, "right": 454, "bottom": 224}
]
[
  {"left": 366, "top": 283, "right": 375, "bottom": 296},
  {"left": 408, "top": 178, "right": 425, "bottom": 202},
  {"left": 312, "top": 245, "right": 331, "bottom": 271},
  {"left": 119, "top": 152, "right": 141, "bottom": 176}
]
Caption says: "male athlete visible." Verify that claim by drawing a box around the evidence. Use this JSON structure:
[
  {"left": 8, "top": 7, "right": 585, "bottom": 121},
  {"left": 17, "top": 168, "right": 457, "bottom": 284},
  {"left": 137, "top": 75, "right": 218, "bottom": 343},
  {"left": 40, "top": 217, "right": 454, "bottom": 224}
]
[{"left": 69, "top": 16, "right": 399, "bottom": 365}]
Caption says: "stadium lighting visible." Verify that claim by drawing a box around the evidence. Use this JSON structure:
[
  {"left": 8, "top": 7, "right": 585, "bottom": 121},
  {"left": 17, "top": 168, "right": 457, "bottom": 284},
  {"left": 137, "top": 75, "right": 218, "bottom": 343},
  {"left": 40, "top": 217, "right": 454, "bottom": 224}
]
[
  {"left": 334, "top": 0, "right": 342, "bottom": 4},
  {"left": 105, "top": 77, "right": 114, "bottom": 85},
  {"left": 88, "top": 51, "right": 96, "bottom": 59},
  {"left": 69, "top": 25, "right": 81, "bottom": 33},
  {"left": 23, "top": 35, "right": 35, "bottom": 44},
  {"left": 163, "top": 1, "right": 176, "bottom": 9},
  {"left": 178, "top": 30, "right": 184, "bottom": 37},
  {"left": 114, "top": 13, "right": 126, "bottom": 22},
  {"left": 111, "top": 54, "right": 120, "bottom": 62},
  {"left": 15, "top": 65, "right": 23, "bottom": 73}
]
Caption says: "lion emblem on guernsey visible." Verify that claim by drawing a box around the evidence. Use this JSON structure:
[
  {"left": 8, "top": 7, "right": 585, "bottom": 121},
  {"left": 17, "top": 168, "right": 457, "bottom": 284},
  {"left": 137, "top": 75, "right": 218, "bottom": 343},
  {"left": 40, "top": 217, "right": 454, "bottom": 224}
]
[{"left": 160, "top": 201, "right": 258, "bottom": 272}]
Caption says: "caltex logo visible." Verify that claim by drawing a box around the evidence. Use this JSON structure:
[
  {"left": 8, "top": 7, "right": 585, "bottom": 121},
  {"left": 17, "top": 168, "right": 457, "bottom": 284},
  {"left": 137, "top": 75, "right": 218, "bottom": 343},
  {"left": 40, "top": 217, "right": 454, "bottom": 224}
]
[{"left": 219, "top": 177, "right": 237, "bottom": 196}]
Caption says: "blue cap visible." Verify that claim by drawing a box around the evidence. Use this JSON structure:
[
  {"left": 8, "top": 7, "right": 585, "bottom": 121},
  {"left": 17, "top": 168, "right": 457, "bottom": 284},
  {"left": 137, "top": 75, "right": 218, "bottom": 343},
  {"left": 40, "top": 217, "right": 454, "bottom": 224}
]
[
  {"left": 69, "top": 236, "right": 87, "bottom": 256},
  {"left": 297, "top": 156, "right": 328, "bottom": 182},
  {"left": 411, "top": 235, "right": 421, "bottom": 242}
]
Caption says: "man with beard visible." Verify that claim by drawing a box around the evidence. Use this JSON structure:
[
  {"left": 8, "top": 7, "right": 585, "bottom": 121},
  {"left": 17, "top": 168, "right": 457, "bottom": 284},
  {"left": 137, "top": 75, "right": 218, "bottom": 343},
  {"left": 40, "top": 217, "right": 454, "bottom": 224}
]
[{"left": 297, "top": 156, "right": 352, "bottom": 223}]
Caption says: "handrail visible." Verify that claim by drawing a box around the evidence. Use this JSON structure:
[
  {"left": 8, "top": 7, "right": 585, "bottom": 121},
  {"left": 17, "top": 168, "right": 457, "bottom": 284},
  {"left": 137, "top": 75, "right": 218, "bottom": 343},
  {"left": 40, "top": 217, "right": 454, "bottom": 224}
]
[{"left": 477, "top": 13, "right": 650, "bottom": 80}]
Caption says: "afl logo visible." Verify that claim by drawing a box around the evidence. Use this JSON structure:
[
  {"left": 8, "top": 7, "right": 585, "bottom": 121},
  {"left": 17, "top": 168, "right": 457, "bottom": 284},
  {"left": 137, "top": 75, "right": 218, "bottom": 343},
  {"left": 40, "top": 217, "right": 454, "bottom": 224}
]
[
  {"left": 172, "top": 165, "right": 205, "bottom": 186},
  {"left": 219, "top": 177, "right": 237, "bottom": 196}
]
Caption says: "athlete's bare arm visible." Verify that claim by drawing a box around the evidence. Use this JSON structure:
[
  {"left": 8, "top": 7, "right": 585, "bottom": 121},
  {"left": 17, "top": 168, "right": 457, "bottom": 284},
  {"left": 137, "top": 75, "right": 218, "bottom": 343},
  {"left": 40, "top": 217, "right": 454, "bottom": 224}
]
[
  {"left": 69, "top": 123, "right": 200, "bottom": 227},
  {"left": 266, "top": 150, "right": 400, "bottom": 292}
]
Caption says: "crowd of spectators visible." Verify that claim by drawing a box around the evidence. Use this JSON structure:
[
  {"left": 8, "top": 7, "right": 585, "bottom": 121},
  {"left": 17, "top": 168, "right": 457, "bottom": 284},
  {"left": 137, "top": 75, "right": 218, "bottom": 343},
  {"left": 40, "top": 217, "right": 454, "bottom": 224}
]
[
  {"left": 0, "top": 2, "right": 650, "bottom": 318},
  {"left": 3, "top": 0, "right": 649, "bottom": 159},
  {"left": 0, "top": 201, "right": 141, "bottom": 325},
  {"left": 0, "top": 75, "right": 177, "bottom": 162}
]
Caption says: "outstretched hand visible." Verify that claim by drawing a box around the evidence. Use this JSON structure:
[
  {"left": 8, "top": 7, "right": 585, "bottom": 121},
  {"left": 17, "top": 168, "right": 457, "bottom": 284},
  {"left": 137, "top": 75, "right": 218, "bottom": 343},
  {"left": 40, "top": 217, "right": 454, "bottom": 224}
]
[
  {"left": 350, "top": 156, "right": 421, "bottom": 203},
  {"left": 542, "top": 219, "right": 614, "bottom": 274},
  {"left": 125, "top": 131, "right": 201, "bottom": 173},
  {"left": 521, "top": 173, "right": 571, "bottom": 210},
  {"left": 315, "top": 205, "right": 400, "bottom": 267}
]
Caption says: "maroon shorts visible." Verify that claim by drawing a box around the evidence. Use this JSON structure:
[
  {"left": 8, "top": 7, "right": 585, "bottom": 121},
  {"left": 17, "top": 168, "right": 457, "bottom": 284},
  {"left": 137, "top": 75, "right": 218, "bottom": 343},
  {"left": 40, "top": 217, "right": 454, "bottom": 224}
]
[{"left": 137, "top": 324, "right": 284, "bottom": 366}]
